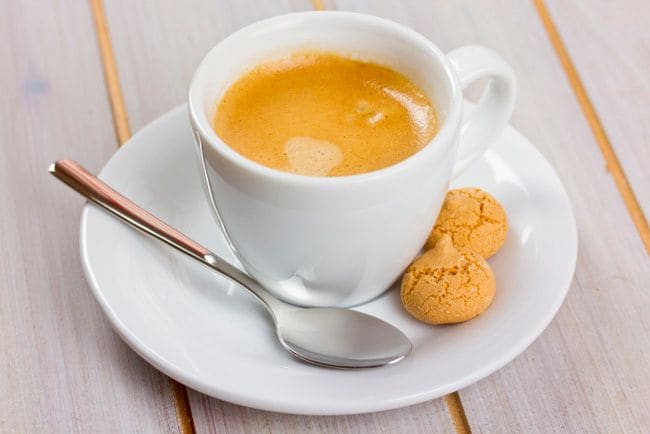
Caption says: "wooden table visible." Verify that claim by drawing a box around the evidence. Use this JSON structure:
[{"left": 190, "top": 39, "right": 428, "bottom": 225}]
[{"left": 2, "top": 0, "right": 649, "bottom": 432}]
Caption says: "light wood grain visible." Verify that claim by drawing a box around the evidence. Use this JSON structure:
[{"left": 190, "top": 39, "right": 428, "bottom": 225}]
[
  {"left": 546, "top": 0, "right": 650, "bottom": 236},
  {"left": 100, "top": 0, "right": 457, "bottom": 432},
  {"left": 0, "top": 0, "right": 181, "bottom": 432},
  {"left": 334, "top": 0, "right": 650, "bottom": 431}
]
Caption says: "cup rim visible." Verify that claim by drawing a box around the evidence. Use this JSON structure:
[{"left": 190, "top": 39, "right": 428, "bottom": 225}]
[{"left": 188, "top": 11, "right": 462, "bottom": 186}]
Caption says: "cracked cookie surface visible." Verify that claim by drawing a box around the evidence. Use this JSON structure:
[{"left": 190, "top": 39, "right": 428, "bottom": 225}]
[
  {"left": 426, "top": 188, "right": 507, "bottom": 259},
  {"left": 401, "top": 235, "right": 495, "bottom": 324}
]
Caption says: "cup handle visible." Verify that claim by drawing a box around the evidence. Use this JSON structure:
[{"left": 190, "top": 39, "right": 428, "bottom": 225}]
[{"left": 446, "top": 45, "right": 517, "bottom": 178}]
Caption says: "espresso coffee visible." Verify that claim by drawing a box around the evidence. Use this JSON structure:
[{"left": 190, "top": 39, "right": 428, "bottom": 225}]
[{"left": 213, "top": 52, "right": 437, "bottom": 177}]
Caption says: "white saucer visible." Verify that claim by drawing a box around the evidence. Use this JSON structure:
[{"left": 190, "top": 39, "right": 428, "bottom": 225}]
[{"left": 81, "top": 105, "right": 577, "bottom": 415}]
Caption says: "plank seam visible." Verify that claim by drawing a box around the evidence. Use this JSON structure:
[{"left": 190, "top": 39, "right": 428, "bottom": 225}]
[
  {"left": 170, "top": 379, "right": 196, "bottom": 434},
  {"left": 445, "top": 392, "right": 472, "bottom": 434},
  {"left": 89, "top": 0, "right": 131, "bottom": 144},
  {"left": 88, "top": 1, "right": 196, "bottom": 433},
  {"left": 534, "top": 0, "right": 650, "bottom": 254}
]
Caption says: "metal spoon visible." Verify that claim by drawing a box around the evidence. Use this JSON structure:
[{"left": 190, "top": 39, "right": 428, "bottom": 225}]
[{"left": 50, "top": 160, "right": 412, "bottom": 368}]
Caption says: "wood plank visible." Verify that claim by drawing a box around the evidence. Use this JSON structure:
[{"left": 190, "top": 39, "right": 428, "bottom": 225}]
[
  {"left": 545, "top": 0, "right": 650, "bottom": 242},
  {"left": 0, "top": 0, "right": 180, "bottom": 432},
  {"left": 333, "top": 0, "right": 650, "bottom": 430},
  {"left": 101, "top": 0, "right": 457, "bottom": 432},
  {"left": 189, "top": 397, "right": 454, "bottom": 434}
]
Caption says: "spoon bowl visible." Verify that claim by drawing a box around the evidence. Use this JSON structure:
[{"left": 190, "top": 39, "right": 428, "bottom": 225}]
[{"left": 277, "top": 307, "right": 412, "bottom": 368}]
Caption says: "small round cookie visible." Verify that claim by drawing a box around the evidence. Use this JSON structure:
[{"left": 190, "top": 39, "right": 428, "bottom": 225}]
[
  {"left": 426, "top": 188, "right": 507, "bottom": 258},
  {"left": 401, "top": 235, "right": 495, "bottom": 324}
]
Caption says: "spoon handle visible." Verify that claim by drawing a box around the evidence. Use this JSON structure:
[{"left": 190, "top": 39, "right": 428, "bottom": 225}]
[
  {"left": 49, "top": 159, "right": 284, "bottom": 313},
  {"left": 50, "top": 160, "right": 211, "bottom": 261}
]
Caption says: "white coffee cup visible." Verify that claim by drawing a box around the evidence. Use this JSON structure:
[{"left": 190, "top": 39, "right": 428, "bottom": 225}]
[{"left": 189, "top": 11, "right": 516, "bottom": 307}]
